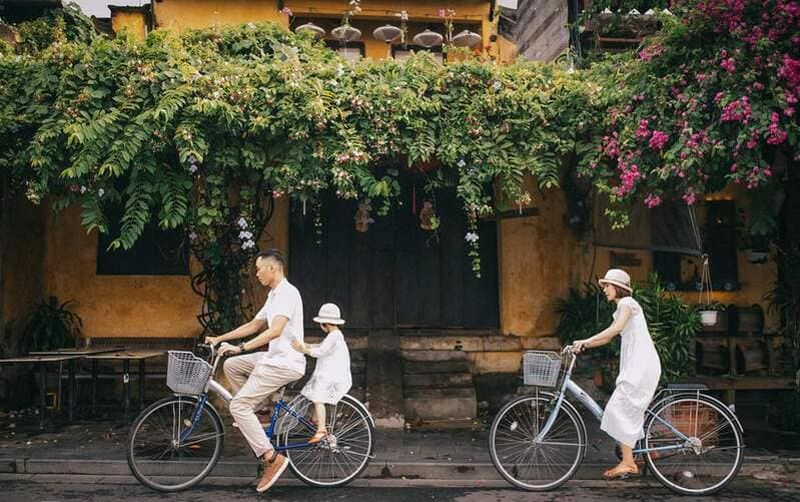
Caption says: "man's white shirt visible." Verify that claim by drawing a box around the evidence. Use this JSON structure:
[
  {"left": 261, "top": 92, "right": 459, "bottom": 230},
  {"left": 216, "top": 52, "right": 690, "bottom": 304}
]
[{"left": 254, "top": 278, "right": 305, "bottom": 375}]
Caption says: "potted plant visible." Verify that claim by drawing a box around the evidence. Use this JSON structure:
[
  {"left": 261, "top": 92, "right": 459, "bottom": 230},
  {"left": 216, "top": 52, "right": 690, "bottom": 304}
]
[
  {"left": 697, "top": 301, "right": 725, "bottom": 327},
  {"left": 22, "top": 296, "right": 82, "bottom": 352}
]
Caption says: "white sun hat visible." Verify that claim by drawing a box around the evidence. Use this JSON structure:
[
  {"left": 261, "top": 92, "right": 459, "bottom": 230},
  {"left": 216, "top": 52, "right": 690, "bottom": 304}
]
[
  {"left": 313, "top": 303, "right": 346, "bottom": 325},
  {"left": 598, "top": 268, "right": 633, "bottom": 293}
]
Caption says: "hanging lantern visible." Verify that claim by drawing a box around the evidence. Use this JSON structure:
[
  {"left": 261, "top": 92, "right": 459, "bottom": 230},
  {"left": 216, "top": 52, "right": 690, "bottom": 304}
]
[
  {"left": 450, "top": 30, "right": 481, "bottom": 48},
  {"left": 354, "top": 201, "right": 374, "bottom": 233},
  {"left": 419, "top": 201, "right": 439, "bottom": 231},
  {"left": 412, "top": 28, "right": 443, "bottom": 48},
  {"left": 332, "top": 24, "right": 362, "bottom": 42},
  {"left": 373, "top": 24, "right": 402, "bottom": 43},
  {"left": 294, "top": 22, "right": 326, "bottom": 39}
]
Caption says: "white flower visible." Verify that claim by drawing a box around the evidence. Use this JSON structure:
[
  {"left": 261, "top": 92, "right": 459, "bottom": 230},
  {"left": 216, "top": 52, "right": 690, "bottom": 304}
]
[
  {"left": 493, "top": 81, "right": 502, "bottom": 91},
  {"left": 239, "top": 230, "right": 253, "bottom": 240},
  {"left": 464, "top": 232, "right": 480, "bottom": 243},
  {"left": 457, "top": 159, "right": 466, "bottom": 168},
  {"left": 237, "top": 217, "right": 248, "bottom": 229},
  {"left": 188, "top": 164, "right": 198, "bottom": 174},
  {"left": 242, "top": 239, "right": 256, "bottom": 250},
  {"left": 189, "top": 232, "right": 197, "bottom": 240},
  {"left": 97, "top": 189, "right": 105, "bottom": 198},
  {"left": 80, "top": 186, "right": 87, "bottom": 194}
]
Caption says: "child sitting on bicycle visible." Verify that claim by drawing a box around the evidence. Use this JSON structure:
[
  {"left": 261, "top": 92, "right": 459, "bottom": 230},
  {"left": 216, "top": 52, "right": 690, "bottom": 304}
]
[{"left": 291, "top": 303, "right": 352, "bottom": 443}]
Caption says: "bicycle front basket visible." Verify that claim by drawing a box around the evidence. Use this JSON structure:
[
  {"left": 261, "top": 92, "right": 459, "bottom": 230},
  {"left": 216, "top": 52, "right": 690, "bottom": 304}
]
[
  {"left": 166, "top": 350, "right": 213, "bottom": 395},
  {"left": 522, "top": 351, "right": 562, "bottom": 387}
]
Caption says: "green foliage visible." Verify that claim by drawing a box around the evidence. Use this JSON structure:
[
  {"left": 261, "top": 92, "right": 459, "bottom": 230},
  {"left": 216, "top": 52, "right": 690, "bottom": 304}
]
[
  {"left": 556, "top": 274, "right": 699, "bottom": 383},
  {"left": 0, "top": 11, "right": 604, "bottom": 331},
  {"left": 769, "top": 391, "right": 800, "bottom": 433},
  {"left": 22, "top": 296, "right": 83, "bottom": 352},
  {"left": 766, "top": 242, "right": 800, "bottom": 367},
  {"left": 635, "top": 274, "right": 699, "bottom": 382},
  {"left": 556, "top": 283, "right": 618, "bottom": 359}
]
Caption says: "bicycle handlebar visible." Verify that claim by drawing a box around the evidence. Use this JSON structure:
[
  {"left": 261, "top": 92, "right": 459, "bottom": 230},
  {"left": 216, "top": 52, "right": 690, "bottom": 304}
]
[{"left": 197, "top": 342, "right": 217, "bottom": 361}]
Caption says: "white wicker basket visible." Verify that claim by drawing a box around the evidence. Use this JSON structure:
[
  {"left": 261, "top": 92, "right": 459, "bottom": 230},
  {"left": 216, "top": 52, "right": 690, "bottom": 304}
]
[
  {"left": 522, "top": 351, "right": 562, "bottom": 387},
  {"left": 166, "top": 350, "right": 213, "bottom": 395}
]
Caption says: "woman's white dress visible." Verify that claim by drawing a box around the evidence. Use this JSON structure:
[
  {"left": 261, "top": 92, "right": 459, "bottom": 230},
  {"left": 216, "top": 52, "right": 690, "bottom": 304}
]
[
  {"left": 600, "top": 297, "right": 662, "bottom": 448},
  {"left": 301, "top": 329, "right": 352, "bottom": 405}
]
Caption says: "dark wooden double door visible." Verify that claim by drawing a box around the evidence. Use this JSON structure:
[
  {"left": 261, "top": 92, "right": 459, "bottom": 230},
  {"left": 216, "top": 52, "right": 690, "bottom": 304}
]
[{"left": 289, "top": 185, "right": 499, "bottom": 330}]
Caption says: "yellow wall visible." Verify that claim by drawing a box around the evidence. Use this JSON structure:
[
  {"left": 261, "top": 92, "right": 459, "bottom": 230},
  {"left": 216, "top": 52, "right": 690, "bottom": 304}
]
[
  {"left": 152, "top": 0, "right": 496, "bottom": 60},
  {"left": 110, "top": 9, "right": 148, "bottom": 41},
  {"left": 152, "top": 0, "right": 285, "bottom": 30},
  {"left": 21, "top": 198, "right": 290, "bottom": 341}
]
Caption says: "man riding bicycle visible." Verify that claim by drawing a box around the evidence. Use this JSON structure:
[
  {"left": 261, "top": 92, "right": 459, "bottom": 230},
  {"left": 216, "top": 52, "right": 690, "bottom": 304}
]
[{"left": 205, "top": 248, "right": 305, "bottom": 493}]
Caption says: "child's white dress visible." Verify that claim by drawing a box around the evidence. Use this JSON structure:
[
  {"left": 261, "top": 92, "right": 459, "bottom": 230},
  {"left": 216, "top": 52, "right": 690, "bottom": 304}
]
[
  {"left": 600, "top": 297, "right": 662, "bottom": 447},
  {"left": 301, "top": 329, "right": 352, "bottom": 404}
]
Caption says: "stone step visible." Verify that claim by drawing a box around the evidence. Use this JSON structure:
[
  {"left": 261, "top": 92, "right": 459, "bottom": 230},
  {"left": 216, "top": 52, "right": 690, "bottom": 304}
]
[
  {"left": 403, "top": 372, "right": 473, "bottom": 389},
  {"left": 403, "top": 360, "right": 471, "bottom": 374},
  {"left": 400, "top": 350, "right": 469, "bottom": 362},
  {"left": 404, "top": 387, "right": 477, "bottom": 421}
]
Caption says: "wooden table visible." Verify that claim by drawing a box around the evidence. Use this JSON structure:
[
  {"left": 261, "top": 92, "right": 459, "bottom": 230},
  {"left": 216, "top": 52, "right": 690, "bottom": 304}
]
[
  {"left": 27, "top": 348, "right": 123, "bottom": 421},
  {"left": 86, "top": 350, "right": 164, "bottom": 421},
  {"left": 0, "top": 355, "right": 85, "bottom": 429}
]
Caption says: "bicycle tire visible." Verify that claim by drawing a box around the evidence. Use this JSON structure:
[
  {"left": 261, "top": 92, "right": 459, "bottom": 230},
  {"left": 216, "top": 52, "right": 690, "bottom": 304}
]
[
  {"left": 489, "top": 393, "right": 586, "bottom": 491},
  {"left": 644, "top": 395, "right": 743, "bottom": 496},
  {"left": 127, "top": 395, "right": 224, "bottom": 492},
  {"left": 281, "top": 395, "right": 374, "bottom": 487}
]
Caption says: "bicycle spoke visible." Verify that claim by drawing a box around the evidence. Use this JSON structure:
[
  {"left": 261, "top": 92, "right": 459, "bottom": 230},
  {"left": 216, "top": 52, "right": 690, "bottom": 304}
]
[{"left": 645, "top": 397, "right": 742, "bottom": 495}]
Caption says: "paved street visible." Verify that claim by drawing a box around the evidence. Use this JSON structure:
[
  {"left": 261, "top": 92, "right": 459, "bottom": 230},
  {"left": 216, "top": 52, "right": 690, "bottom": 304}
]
[{"left": 3, "top": 475, "right": 799, "bottom": 501}]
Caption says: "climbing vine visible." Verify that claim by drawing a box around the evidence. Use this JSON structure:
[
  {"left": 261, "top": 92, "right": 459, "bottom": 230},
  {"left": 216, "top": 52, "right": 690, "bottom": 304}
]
[
  {"left": 0, "top": 5, "right": 600, "bottom": 331},
  {"left": 1, "top": 1, "right": 795, "bottom": 332}
]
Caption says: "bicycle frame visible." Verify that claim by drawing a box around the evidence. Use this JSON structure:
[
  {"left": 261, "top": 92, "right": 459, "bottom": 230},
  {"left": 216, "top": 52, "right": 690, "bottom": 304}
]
[
  {"left": 178, "top": 345, "right": 318, "bottom": 452},
  {"left": 534, "top": 349, "right": 693, "bottom": 456}
]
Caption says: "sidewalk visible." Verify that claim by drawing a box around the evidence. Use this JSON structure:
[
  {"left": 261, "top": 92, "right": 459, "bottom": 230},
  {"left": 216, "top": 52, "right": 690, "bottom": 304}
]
[{"left": 1, "top": 410, "right": 799, "bottom": 486}]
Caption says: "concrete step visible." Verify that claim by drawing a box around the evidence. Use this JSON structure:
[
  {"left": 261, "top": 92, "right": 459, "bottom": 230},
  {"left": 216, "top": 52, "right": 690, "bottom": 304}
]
[
  {"left": 403, "top": 372, "right": 473, "bottom": 389},
  {"left": 404, "top": 387, "right": 477, "bottom": 421},
  {"left": 403, "top": 360, "right": 471, "bottom": 374}
]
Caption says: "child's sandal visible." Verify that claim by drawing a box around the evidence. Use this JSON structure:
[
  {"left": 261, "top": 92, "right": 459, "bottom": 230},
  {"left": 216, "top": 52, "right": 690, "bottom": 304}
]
[{"left": 308, "top": 430, "right": 328, "bottom": 444}]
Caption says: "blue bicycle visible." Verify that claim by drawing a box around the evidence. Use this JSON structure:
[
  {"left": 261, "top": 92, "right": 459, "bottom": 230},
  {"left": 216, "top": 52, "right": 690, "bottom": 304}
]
[{"left": 126, "top": 344, "right": 375, "bottom": 492}]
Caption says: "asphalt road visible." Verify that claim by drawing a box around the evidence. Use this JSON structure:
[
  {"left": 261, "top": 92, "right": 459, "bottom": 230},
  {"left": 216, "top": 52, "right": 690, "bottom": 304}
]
[{"left": 3, "top": 475, "right": 799, "bottom": 501}]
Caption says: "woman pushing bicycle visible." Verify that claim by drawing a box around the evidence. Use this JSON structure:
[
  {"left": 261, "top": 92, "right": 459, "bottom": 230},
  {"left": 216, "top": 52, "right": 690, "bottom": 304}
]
[{"left": 572, "top": 268, "right": 662, "bottom": 479}]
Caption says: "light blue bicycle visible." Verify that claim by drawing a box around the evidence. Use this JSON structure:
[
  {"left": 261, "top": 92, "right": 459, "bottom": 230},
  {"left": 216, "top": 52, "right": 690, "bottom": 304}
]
[
  {"left": 126, "top": 344, "right": 374, "bottom": 492},
  {"left": 489, "top": 345, "right": 744, "bottom": 495}
]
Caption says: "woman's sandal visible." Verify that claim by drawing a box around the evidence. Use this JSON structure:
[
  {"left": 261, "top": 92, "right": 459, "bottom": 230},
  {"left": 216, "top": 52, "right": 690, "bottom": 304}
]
[
  {"left": 308, "top": 430, "right": 328, "bottom": 444},
  {"left": 603, "top": 463, "right": 639, "bottom": 479}
]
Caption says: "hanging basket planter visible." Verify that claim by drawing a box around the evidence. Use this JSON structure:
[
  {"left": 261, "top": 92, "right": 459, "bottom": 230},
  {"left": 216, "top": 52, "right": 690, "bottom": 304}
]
[
  {"left": 412, "top": 28, "right": 444, "bottom": 48},
  {"left": 408, "top": 157, "right": 440, "bottom": 173},
  {"left": 294, "top": 22, "right": 326, "bottom": 39},
  {"left": 744, "top": 249, "right": 769, "bottom": 264},
  {"left": 373, "top": 24, "right": 402, "bottom": 43},
  {"left": 332, "top": 25, "right": 362, "bottom": 43},
  {"left": 699, "top": 310, "right": 719, "bottom": 327},
  {"left": 450, "top": 30, "right": 482, "bottom": 48}
]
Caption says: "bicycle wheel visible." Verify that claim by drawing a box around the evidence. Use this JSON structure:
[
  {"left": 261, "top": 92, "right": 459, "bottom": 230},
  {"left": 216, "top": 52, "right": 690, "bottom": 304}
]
[
  {"left": 644, "top": 395, "right": 743, "bottom": 496},
  {"left": 127, "top": 395, "right": 224, "bottom": 492},
  {"left": 489, "top": 393, "right": 586, "bottom": 491},
  {"left": 280, "top": 395, "right": 374, "bottom": 487}
]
